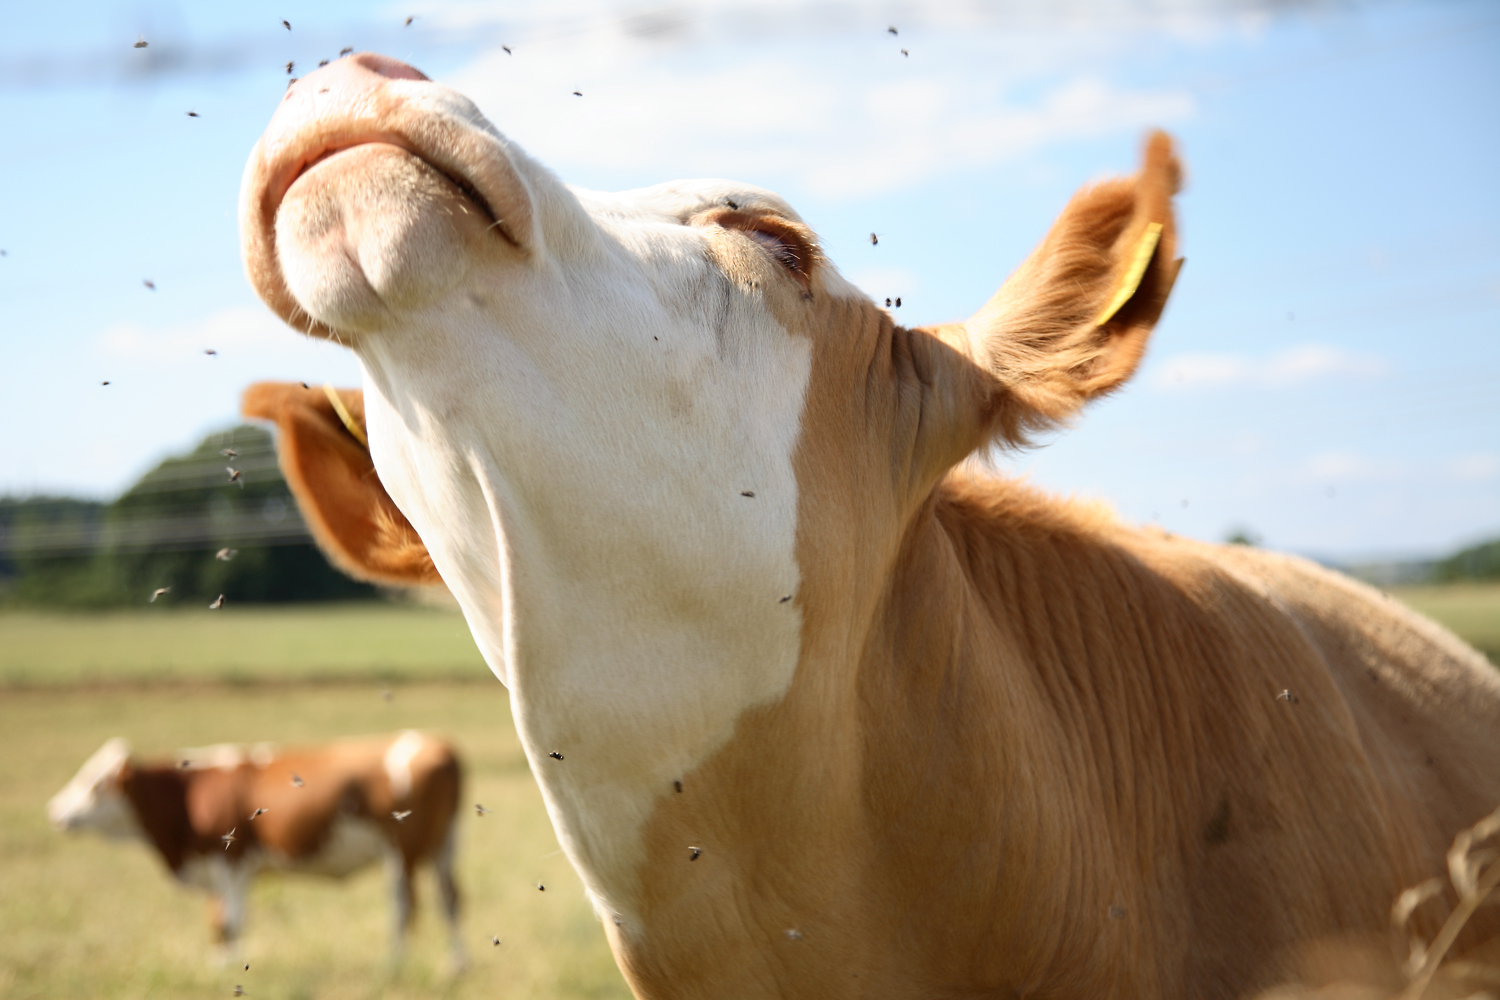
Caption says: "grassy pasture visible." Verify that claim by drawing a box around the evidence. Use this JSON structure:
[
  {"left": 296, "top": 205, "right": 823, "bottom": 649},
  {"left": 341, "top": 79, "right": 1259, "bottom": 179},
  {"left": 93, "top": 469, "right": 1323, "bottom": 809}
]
[
  {"left": 0, "top": 584, "right": 1495, "bottom": 999},
  {"left": 0, "top": 603, "right": 488, "bottom": 687},
  {"left": 0, "top": 604, "right": 630, "bottom": 1000}
]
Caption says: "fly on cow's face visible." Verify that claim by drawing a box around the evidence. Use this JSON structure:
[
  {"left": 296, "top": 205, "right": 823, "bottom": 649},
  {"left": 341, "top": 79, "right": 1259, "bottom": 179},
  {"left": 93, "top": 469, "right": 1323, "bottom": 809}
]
[
  {"left": 249, "top": 807, "right": 269, "bottom": 820},
  {"left": 340, "top": 46, "right": 353, "bottom": 55},
  {"left": 317, "top": 59, "right": 329, "bottom": 67},
  {"left": 688, "top": 846, "right": 702, "bottom": 861},
  {"left": 492, "top": 935, "right": 501, "bottom": 946},
  {"left": 290, "top": 773, "right": 304, "bottom": 787},
  {"left": 392, "top": 809, "right": 413, "bottom": 823},
  {"left": 209, "top": 594, "right": 226, "bottom": 610},
  {"left": 548, "top": 751, "right": 564, "bottom": 760},
  {"left": 674, "top": 780, "right": 683, "bottom": 793},
  {"left": 179, "top": 759, "right": 192, "bottom": 769},
  {"left": 537, "top": 882, "right": 545, "bottom": 891},
  {"left": 474, "top": 803, "right": 489, "bottom": 816},
  {"left": 221, "top": 827, "right": 237, "bottom": 849},
  {"left": 233, "top": 986, "right": 245, "bottom": 997},
  {"left": 725, "top": 198, "right": 739, "bottom": 210},
  {"left": 1276, "top": 689, "right": 1300, "bottom": 704},
  {"left": 779, "top": 595, "right": 792, "bottom": 604}
]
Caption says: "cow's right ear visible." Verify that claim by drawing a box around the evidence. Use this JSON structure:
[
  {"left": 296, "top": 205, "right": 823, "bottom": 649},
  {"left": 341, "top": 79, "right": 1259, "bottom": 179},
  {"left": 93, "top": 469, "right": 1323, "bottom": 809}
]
[{"left": 241, "top": 381, "right": 441, "bottom": 586}]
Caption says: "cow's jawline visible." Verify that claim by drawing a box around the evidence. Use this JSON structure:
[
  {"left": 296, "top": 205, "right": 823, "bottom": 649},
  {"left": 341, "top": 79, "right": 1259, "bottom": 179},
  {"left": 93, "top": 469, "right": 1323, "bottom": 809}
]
[{"left": 283, "top": 137, "right": 505, "bottom": 238}]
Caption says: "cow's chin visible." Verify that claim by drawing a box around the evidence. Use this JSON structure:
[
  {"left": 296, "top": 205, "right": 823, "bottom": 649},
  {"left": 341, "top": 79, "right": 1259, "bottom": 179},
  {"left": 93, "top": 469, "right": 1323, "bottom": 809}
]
[{"left": 275, "top": 142, "right": 489, "bottom": 334}]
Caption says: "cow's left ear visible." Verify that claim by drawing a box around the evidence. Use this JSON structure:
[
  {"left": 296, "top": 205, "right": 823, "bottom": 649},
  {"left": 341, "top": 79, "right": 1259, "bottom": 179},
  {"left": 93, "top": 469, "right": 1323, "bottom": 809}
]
[
  {"left": 937, "top": 130, "right": 1183, "bottom": 451},
  {"left": 241, "top": 381, "right": 441, "bottom": 586}
]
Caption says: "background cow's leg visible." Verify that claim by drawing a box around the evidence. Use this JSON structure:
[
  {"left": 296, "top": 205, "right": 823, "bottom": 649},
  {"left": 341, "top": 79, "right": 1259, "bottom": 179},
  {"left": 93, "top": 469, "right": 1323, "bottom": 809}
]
[
  {"left": 434, "top": 825, "right": 464, "bottom": 973},
  {"left": 206, "top": 857, "right": 252, "bottom": 959},
  {"left": 385, "top": 848, "right": 414, "bottom": 963}
]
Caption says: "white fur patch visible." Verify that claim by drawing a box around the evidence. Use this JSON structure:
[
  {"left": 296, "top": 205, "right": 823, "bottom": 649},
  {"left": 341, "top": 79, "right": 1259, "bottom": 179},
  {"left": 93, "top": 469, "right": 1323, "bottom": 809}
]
[
  {"left": 354, "top": 175, "right": 818, "bottom": 922},
  {"left": 257, "top": 72, "right": 880, "bottom": 926},
  {"left": 383, "top": 730, "right": 425, "bottom": 802}
]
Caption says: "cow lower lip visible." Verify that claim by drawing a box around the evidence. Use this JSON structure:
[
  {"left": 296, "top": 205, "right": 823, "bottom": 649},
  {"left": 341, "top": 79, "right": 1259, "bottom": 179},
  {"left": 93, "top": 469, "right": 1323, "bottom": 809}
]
[{"left": 289, "top": 141, "right": 500, "bottom": 227}]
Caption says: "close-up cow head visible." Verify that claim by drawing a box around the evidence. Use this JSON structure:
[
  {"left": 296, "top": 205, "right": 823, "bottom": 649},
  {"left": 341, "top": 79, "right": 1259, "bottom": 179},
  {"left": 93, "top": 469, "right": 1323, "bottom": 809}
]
[{"left": 237, "top": 51, "right": 1185, "bottom": 975}]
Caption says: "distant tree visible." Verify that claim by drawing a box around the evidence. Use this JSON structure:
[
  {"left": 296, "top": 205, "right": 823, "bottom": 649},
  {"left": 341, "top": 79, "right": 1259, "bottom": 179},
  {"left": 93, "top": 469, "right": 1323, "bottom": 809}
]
[
  {"left": 0, "top": 426, "right": 378, "bottom": 607},
  {"left": 1431, "top": 538, "right": 1500, "bottom": 583},
  {"left": 1225, "top": 527, "right": 1260, "bottom": 547}
]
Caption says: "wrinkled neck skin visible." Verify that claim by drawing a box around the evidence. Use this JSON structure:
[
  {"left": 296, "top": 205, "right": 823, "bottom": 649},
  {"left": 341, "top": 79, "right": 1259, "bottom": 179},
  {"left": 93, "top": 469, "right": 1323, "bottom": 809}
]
[{"left": 352, "top": 194, "right": 819, "bottom": 931}]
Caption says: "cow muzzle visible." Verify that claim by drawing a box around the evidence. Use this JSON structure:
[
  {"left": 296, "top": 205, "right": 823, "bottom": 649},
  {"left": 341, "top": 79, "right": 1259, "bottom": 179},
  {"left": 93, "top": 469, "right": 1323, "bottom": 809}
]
[{"left": 239, "top": 53, "right": 535, "bottom": 338}]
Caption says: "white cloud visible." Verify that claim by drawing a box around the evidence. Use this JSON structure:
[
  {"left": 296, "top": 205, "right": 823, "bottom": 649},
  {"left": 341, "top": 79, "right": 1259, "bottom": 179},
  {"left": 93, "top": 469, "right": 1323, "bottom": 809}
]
[
  {"left": 1152, "top": 343, "right": 1389, "bottom": 390},
  {"left": 1450, "top": 452, "right": 1500, "bottom": 482},
  {"left": 439, "top": 2, "right": 1197, "bottom": 199}
]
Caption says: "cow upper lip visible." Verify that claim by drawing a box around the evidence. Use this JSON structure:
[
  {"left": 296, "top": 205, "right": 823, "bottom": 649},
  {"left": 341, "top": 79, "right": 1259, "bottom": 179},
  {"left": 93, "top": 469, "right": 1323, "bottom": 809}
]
[
  {"left": 281, "top": 135, "right": 503, "bottom": 232},
  {"left": 242, "top": 91, "right": 534, "bottom": 337}
]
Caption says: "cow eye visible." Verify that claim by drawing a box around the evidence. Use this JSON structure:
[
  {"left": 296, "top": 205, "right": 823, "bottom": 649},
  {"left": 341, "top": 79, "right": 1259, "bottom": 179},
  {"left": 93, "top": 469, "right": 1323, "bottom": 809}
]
[{"left": 741, "top": 227, "right": 805, "bottom": 275}]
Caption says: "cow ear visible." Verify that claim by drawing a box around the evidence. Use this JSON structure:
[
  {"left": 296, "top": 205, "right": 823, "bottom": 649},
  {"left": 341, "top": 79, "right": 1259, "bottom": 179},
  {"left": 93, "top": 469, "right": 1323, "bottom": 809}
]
[
  {"left": 240, "top": 381, "right": 442, "bottom": 586},
  {"left": 956, "top": 130, "right": 1184, "bottom": 447}
]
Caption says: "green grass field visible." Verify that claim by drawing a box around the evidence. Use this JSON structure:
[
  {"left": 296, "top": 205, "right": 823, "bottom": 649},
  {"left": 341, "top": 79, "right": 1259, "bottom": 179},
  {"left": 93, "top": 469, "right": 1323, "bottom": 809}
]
[
  {"left": 0, "top": 604, "right": 630, "bottom": 1000},
  {"left": 0, "top": 584, "right": 1495, "bottom": 999}
]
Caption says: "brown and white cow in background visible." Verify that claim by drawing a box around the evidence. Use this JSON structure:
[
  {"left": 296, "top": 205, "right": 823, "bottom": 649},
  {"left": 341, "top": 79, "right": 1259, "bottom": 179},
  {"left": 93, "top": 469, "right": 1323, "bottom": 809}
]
[
  {"left": 237, "top": 53, "right": 1500, "bottom": 999},
  {"left": 49, "top": 731, "right": 464, "bottom": 967}
]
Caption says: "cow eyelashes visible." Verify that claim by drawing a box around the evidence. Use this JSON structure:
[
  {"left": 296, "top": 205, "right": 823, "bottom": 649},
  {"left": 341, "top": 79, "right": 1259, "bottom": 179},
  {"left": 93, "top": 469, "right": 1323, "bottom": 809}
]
[{"left": 741, "top": 227, "right": 805, "bottom": 275}]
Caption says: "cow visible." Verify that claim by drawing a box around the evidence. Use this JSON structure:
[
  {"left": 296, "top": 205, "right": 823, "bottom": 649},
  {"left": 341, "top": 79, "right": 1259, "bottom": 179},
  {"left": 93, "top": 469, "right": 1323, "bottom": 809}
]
[
  {"left": 236, "top": 52, "right": 1500, "bottom": 998},
  {"left": 48, "top": 731, "right": 465, "bottom": 968}
]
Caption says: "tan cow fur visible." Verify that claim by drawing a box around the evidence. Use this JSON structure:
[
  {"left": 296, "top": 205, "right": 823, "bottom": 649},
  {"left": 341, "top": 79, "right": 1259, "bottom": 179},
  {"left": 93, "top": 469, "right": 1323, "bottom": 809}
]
[{"left": 237, "top": 55, "right": 1500, "bottom": 999}]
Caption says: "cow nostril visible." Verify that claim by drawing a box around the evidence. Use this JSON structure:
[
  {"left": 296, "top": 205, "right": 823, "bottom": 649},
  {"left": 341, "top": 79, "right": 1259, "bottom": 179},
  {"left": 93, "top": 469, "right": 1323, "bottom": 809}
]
[{"left": 347, "top": 53, "right": 429, "bottom": 82}]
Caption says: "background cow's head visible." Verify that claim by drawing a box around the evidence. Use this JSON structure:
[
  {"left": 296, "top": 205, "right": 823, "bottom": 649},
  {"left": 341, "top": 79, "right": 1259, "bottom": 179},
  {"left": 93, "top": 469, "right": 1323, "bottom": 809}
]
[{"left": 49, "top": 738, "right": 137, "bottom": 838}]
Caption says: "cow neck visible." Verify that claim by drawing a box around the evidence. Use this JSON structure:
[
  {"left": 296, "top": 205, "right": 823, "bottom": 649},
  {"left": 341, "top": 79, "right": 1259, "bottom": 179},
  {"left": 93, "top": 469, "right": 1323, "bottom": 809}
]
[
  {"left": 120, "top": 766, "right": 195, "bottom": 872},
  {"left": 355, "top": 307, "right": 813, "bottom": 925}
]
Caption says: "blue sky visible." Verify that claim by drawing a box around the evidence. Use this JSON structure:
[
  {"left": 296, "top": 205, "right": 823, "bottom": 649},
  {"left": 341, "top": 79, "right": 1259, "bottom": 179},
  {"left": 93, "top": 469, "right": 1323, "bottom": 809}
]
[{"left": 1, "top": 0, "right": 1496, "bottom": 560}]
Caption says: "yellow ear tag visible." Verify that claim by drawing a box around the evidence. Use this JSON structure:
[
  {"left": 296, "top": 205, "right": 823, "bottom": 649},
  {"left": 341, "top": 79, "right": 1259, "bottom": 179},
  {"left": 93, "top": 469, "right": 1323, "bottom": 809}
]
[
  {"left": 1095, "top": 222, "right": 1163, "bottom": 326},
  {"left": 322, "top": 383, "right": 369, "bottom": 451}
]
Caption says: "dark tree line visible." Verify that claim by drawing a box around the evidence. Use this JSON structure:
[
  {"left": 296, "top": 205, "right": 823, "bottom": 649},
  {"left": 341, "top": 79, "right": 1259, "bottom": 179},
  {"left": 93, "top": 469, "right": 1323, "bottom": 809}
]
[{"left": 0, "top": 425, "right": 377, "bottom": 607}]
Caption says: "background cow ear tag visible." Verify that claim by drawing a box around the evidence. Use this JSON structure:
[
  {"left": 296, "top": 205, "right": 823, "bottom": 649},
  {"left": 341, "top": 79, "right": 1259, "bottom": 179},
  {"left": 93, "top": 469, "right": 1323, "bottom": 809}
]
[{"left": 1095, "top": 222, "right": 1163, "bottom": 326}]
